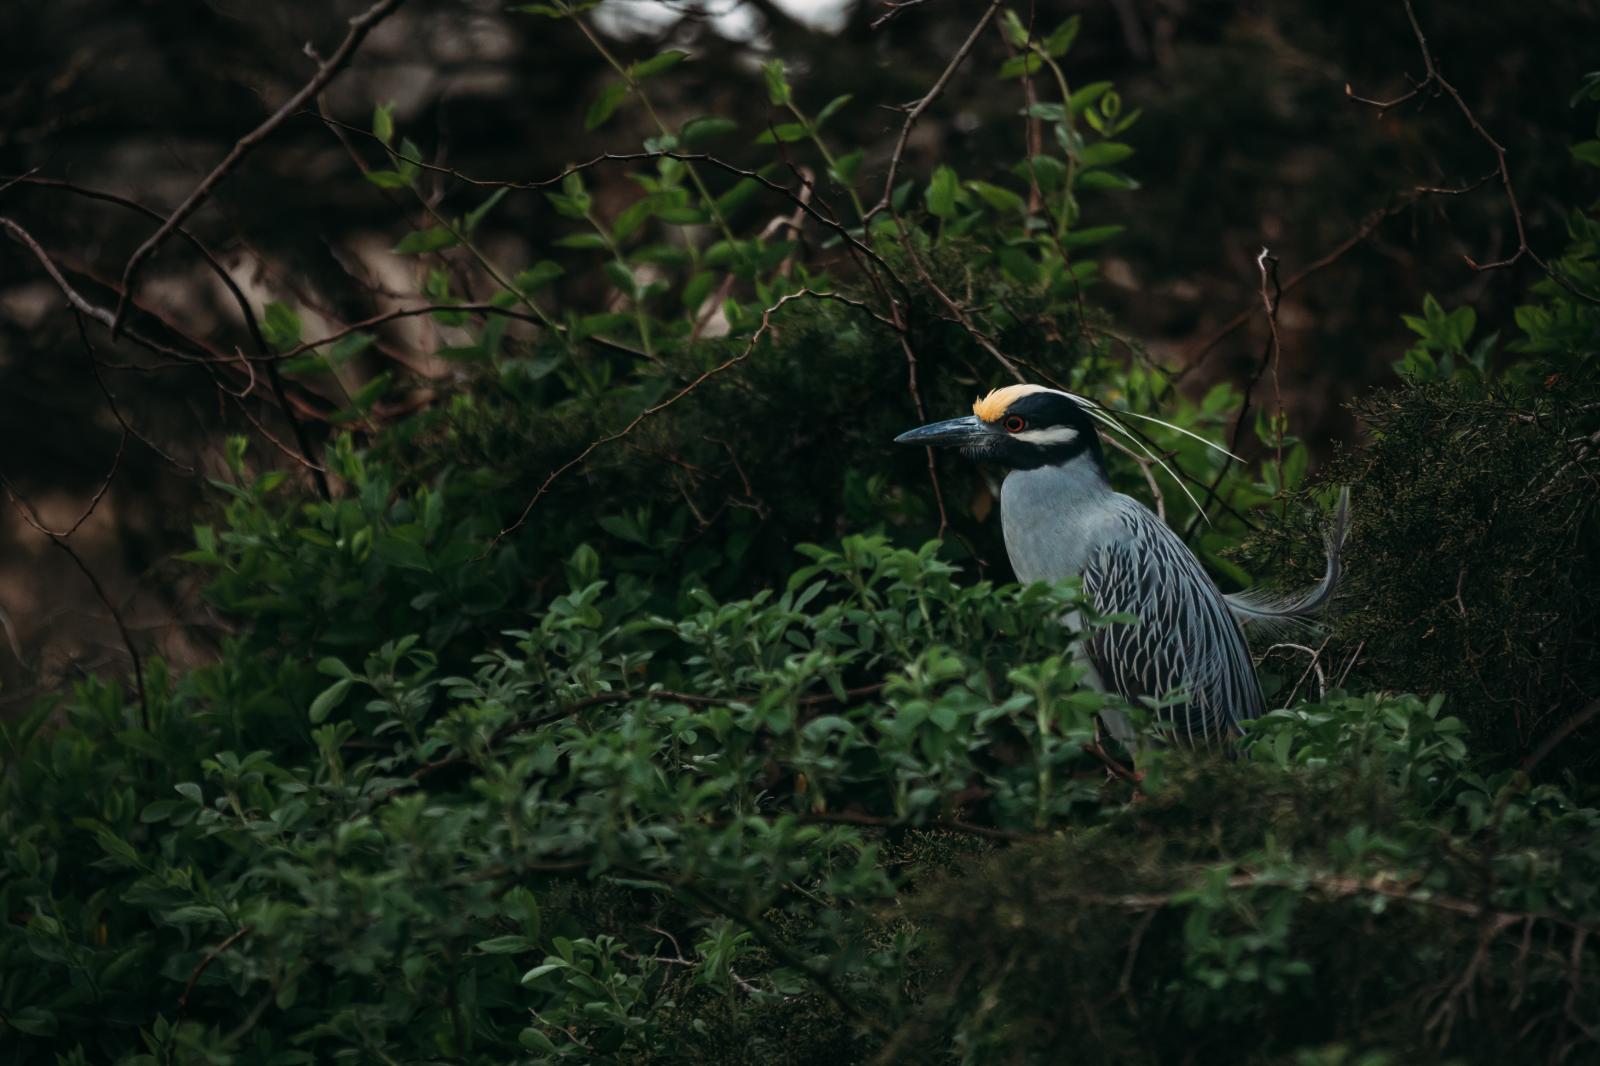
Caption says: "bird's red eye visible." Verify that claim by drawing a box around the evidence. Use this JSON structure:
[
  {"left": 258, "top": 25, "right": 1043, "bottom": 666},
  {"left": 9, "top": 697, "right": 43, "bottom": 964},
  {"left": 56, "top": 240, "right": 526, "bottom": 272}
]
[{"left": 1003, "top": 415, "right": 1026, "bottom": 433}]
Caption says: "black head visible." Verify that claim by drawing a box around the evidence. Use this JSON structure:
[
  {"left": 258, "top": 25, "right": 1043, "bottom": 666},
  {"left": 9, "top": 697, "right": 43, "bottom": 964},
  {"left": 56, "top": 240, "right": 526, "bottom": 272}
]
[{"left": 893, "top": 385, "right": 1106, "bottom": 472}]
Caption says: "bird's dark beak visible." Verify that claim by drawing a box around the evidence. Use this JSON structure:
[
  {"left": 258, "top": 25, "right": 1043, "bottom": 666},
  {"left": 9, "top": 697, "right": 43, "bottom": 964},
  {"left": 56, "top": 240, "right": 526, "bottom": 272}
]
[{"left": 893, "top": 414, "right": 990, "bottom": 447}]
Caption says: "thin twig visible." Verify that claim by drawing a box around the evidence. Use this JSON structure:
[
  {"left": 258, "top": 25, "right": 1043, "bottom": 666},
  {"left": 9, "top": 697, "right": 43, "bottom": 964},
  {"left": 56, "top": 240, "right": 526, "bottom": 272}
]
[
  {"left": 177, "top": 925, "right": 253, "bottom": 1020},
  {"left": 1522, "top": 698, "right": 1600, "bottom": 775},
  {"left": 1345, "top": 0, "right": 1599, "bottom": 303},
  {"left": 863, "top": 0, "right": 1003, "bottom": 224},
  {"left": 11, "top": 176, "right": 274, "bottom": 354},
  {"left": 2, "top": 217, "right": 330, "bottom": 479},
  {"left": 1182, "top": 247, "right": 1282, "bottom": 540},
  {"left": 1172, "top": 172, "right": 1494, "bottom": 384},
  {"left": 869, "top": 0, "right": 933, "bottom": 30},
  {"left": 75, "top": 313, "right": 196, "bottom": 474},
  {"left": 112, "top": 0, "right": 407, "bottom": 333},
  {"left": 0, "top": 477, "right": 149, "bottom": 730}
]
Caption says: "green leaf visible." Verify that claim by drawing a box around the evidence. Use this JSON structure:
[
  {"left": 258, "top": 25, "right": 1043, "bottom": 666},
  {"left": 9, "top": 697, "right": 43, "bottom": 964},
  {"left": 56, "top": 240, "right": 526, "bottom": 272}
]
[
  {"left": 1060, "top": 224, "right": 1124, "bottom": 249},
  {"left": 999, "top": 53, "right": 1044, "bottom": 79},
  {"left": 925, "top": 165, "right": 959, "bottom": 218},
  {"left": 1043, "top": 15, "right": 1081, "bottom": 57},
  {"left": 1001, "top": 9, "right": 1030, "bottom": 47},
  {"left": 6, "top": 1006, "right": 57, "bottom": 1038},
  {"left": 396, "top": 137, "right": 424, "bottom": 181},
  {"left": 262, "top": 302, "right": 301, "bottom": 351},
  {"left": 140, "top": 799, "right": 181, "bottom": 823},
  {"left": 573, "top": 312, "right": 631, "bottom": 340},
  {"left": 998, "top": 246, "right": 1040, "bottom": 284},
  {"left": 163, "top": 904, "right": 227, "bottom": 926},
  {"left": 1572, "top": 140, "right": 1600, "bottom": 167},
  {"left": 612, "top": 197, "right": 659, "bottom": 241},
  {"left": 348, "top": 371, "right": 392, "bottom": 410},
  {"left": 372, "top": 102, "right": 395, "bottom": 148},
  {"left": 1076, "top": 141, "right": 1134, "bottom": 168},
  {"left": 392, "top": 227, "right": 459, "bottom": 255},
  {"left": 682, "top": 270, "right": 717, "bottom": 310},
  {"left": 224, "top": 435, "right": 248, "bottom": 476},
  {"left": 515, "top": 261, "right": 564, "bottom": 292},
  {"left": 1076, "top": 169, "right": 1139, "bottom": 191},
  {"left": 546, "top": 171, "right": 592, "bottom": 219},
  {"left": 815, "top": 93, "right": 852, "bottom": 127},
  {"left": 585, "top": 81, "right": 630, "bottom": 131},
  {"left": 714, "top": 178, "right": 762, "bottom": 216},
  {"left": 966, "top": 180, "right": 1027, "bottom": 215},
  {"left": 830, "top": 149, "right": 863, "bottom": 186},
  {"left": 755, "top": 122, "right": 808, "bottom": 144},
  {"left": 309, "top": 678, "right": 352, "bottom": 724},
  {"left": 521, "top": 962, "right": 566, "bottom": 985},
  {"left": 554, "top": 233, "right": 609, "bottom": 251},
  {"left": 364, "top": 169, "right": 411, "bottom": 189},
  {"left": 682, "top": 116, "right": 737, "bottom": 146},
  {"left": 603, "top": 261, "right": 637, "bottom": 297},
  {"left": 1014, "top": 154, "right": 1066, "bottom": 193},
  {"left": 373, "top": 535, "right": 430, "bottom": 572},
  {"left": 629, "top": 50, "right": 687, "bottom": 80},
  {"left": 464, "top": 188, "right": 508, "bottom": 234},
  {"left": 519, "top": 1028, "right": 559, "bottom": 1052},
  {"left": 504, "top": 885, "right": 543, "bottom": 943},
  {"left": 94, "top": 827, "right": 141, "bottom": 867},
  {"left": 327, "top": 332, "right": 375, "bottom": 367},
  {"left": 656, "top": 206, "right": 709, "bottom": 225},
  {"left": 762, "top": 59, "right": 791, "bottom": 106},
  {"left": 1067, "top": 81, "right": 1114, "bottom": 115},
  {"left": 477, "top": 935, "right": 537, "bottom": 954}
]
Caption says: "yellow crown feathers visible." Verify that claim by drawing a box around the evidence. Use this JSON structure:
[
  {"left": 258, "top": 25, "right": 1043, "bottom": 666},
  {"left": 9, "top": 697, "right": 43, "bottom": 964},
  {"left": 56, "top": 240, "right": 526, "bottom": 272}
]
[{"left": 972, "top": 383, "right": 1050, "bottom": 422}]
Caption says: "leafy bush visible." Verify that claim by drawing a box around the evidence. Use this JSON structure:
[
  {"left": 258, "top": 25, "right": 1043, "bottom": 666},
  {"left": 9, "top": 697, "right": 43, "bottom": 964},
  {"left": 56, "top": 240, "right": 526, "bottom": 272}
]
[
  {"left": 1247, "top": 150, "right": 1600, "bottom": 777},
  {"left": 5, "top": 516, "right": 1599, "bottom": 1062}
]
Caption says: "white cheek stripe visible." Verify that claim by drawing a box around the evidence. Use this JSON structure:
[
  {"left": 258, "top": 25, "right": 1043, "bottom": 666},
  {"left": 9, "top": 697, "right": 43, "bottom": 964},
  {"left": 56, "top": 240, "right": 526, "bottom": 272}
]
[{"left": 1012, "top": 426, "right": 1080, "bottom": 446}]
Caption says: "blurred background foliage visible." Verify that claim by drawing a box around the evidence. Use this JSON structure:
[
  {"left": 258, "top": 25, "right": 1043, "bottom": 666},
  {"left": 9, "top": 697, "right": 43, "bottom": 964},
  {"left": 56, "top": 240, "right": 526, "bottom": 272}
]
[{"left": 1, "top": 0, "right": 1599, "bottom": 1062}]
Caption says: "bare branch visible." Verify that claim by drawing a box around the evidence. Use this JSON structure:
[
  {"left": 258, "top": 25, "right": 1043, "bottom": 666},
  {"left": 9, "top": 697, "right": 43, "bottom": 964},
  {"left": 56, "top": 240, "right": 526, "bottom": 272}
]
[
  {"left": 1173, "top": 172, "right": 1496, "bottom": 384},
  {"left": 1181, "top": 247, "right": 1281, "bottom": 540},
  {"left": 863, "top": 0, "right": 1003, "bottom": 224},
  {"left": 178, "top": 925, "right": 253, "bottom": 1021},
  {"left": 1345, "top": 0, "right": 1600, "bottom": 303},
  {"left": 111, "top": 0, "right": 406, "bottom": 333},
  {"left": 0, "top": 476, "right": 149, "bottom": 729}
]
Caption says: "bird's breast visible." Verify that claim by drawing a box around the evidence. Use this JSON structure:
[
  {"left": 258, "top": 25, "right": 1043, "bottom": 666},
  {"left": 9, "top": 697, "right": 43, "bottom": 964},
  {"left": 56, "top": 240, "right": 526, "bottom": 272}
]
[{"left": 999, "top": 463, "right": 1118, "bottom": 584}]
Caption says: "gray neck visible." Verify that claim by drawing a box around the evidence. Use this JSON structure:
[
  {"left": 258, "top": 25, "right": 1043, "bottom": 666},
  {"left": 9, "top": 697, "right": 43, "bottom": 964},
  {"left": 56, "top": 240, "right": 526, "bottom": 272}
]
[{"left": 998, "top": 453, "right": 1118, "bottom": 584}]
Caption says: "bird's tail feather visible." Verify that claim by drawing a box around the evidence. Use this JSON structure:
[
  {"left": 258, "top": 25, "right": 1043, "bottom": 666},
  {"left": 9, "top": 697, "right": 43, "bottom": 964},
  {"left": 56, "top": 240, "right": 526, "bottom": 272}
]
[{"left": 1226, "top": 486, "right": 1350, "bottom": 639}]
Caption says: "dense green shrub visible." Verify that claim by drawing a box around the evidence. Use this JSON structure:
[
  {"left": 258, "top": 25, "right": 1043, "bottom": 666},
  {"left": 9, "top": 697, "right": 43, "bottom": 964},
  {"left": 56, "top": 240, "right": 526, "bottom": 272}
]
[
  {"left": 4, "top": 519, "right": 1599, "bottom": 1062},
  {"left": 1247, "top": 165, "right": 1600, "bottom": 777}
]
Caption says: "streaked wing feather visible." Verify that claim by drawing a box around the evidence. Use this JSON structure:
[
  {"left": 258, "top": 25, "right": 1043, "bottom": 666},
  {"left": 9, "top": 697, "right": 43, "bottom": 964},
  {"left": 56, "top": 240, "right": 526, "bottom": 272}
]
[{"left": 1080, "top": 499, "right": 1265, "bottom": 746}]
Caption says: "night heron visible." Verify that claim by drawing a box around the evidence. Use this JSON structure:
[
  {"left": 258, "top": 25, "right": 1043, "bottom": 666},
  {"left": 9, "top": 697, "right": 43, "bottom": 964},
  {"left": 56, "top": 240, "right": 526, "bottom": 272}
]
[{"left": 895, "top": 384, "right": 1346, "bottom": 751}]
